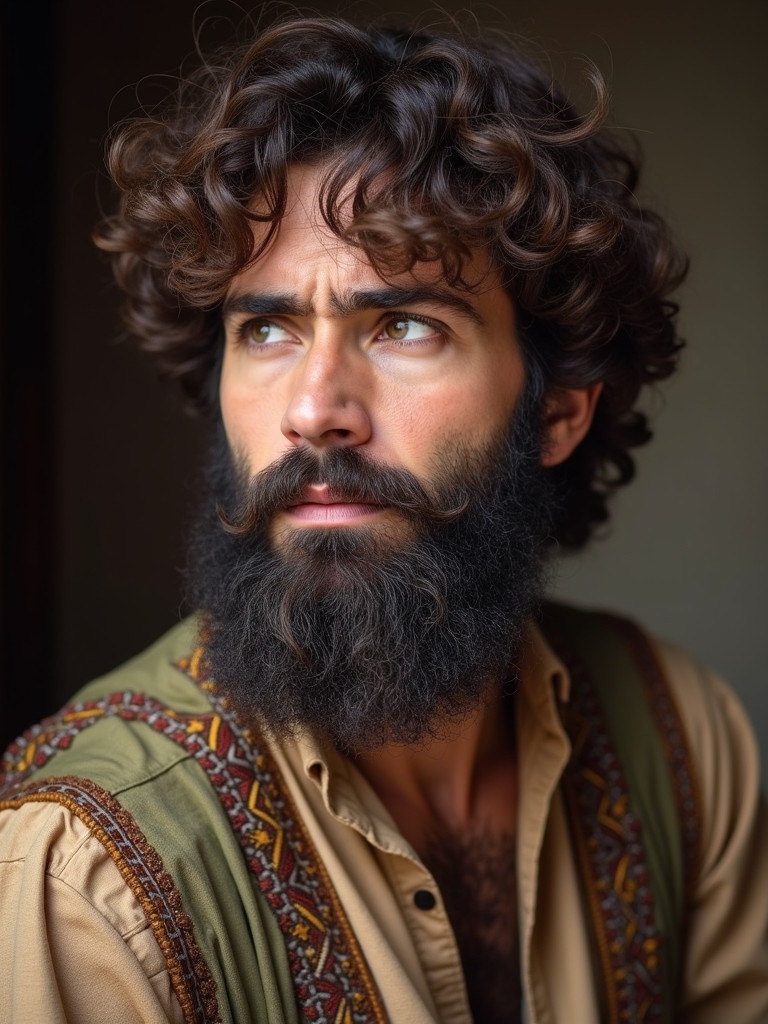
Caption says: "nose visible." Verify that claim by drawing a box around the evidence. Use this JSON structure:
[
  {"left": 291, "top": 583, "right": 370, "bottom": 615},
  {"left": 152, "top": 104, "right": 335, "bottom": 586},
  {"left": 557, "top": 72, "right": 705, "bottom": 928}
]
[{"left": 280, "top": 338, "right": 373, "bottom": 449}]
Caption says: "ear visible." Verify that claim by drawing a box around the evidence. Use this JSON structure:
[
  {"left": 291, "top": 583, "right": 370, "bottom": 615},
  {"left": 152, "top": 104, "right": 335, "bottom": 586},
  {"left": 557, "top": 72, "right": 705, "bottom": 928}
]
[{"left": 541, "top": 383, "right": 603, "bottom": 467}]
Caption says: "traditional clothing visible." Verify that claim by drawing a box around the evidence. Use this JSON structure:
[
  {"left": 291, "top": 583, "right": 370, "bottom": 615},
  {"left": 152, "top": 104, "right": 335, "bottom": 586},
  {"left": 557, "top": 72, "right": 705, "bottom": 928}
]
[{"left": 1, "top": 610, "right": 767, "bottom": 1023}]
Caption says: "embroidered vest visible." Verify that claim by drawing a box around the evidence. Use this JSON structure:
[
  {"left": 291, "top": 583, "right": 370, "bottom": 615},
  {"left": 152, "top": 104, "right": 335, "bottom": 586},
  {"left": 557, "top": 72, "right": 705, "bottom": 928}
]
[
  {"left": 0, "top": 607, "right": 700, "bottom": 1024},
  {"left": 542, "top": 603, "right": 701, "bottom": 1023}
]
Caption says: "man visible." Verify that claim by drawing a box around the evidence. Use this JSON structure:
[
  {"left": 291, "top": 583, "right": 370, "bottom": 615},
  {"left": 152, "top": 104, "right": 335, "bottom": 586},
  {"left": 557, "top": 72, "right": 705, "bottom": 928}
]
[{"left": 1, "top": 15, "right": 766, "bottom": 1024}]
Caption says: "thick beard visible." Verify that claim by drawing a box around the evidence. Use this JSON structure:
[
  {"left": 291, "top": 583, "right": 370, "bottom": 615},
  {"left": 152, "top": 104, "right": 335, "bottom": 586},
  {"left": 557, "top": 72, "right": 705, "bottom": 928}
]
[{"left": 186, "top": 399, "right": 555, "bottom": 751}]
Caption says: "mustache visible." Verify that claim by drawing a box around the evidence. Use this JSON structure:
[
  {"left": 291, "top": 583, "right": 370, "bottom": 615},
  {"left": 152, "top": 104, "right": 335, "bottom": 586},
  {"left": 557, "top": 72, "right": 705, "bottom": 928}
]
[{"left": 217, "top": 445, "right": 469, "bottom": 537}]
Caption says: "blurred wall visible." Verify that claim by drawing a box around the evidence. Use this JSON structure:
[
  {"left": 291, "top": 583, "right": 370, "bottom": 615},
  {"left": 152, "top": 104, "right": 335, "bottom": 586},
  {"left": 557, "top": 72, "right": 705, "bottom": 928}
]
[
  {"left": 521, "top": 1, "right": 768, "bottom": 785},
  {"left": 9, "top": 1, "right": 766, "bottom": 778}
]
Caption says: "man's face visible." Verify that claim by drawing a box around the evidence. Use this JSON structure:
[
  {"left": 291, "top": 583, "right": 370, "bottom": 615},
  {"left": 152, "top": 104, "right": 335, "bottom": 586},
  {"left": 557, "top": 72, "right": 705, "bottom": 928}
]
[
  {"left": 219, "top": 164, "right": 526, "bottom": 547},
  {"left": 195, "top": 164, "right": 562, "bottom": 748},
  {"left": 192, "top": 165, "right": 600, "bottom": 747}
]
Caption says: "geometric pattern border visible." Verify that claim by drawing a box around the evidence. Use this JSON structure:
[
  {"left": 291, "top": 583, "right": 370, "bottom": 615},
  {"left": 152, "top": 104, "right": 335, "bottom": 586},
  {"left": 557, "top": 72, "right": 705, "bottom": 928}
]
[
  {"left": 177, "top": 649, "right": 388, "bottom": 1024},
  {"left": 0, "top": 650, "right": 388, "bottom": 1024},
  {"left": 553, "top": 631, "right": 666, "bottom": 1024}
]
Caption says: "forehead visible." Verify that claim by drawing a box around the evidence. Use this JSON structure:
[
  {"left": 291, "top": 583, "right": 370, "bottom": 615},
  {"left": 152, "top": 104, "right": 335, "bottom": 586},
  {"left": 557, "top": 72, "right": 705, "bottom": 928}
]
[{"left": 230, "top": 163, "right": 498, "bottom": 303}]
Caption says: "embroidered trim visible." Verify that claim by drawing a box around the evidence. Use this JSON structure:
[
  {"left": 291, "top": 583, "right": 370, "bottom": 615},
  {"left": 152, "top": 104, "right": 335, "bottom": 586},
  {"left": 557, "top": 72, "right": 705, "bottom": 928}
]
[
  {"left": 606, "top": 615, "right": 702, "bottom": 900},
  {"left": 1, "top": 662, "right": 387, "bottom": 1024},
  {"left": 177, "top": 651, "right": 388, "bottom": 1024},
  {"left": 554, "top": 630, "right": 663, "bottom": 1024},
  {"left": 0, "top": 776, "right": 219, "bottom": 1024}
]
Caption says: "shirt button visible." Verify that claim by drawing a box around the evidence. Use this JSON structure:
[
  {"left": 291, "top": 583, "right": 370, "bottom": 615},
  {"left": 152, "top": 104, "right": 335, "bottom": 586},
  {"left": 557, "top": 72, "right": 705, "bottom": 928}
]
[{"left": 414, "top": 889, "right": 437, "bottom": 911}]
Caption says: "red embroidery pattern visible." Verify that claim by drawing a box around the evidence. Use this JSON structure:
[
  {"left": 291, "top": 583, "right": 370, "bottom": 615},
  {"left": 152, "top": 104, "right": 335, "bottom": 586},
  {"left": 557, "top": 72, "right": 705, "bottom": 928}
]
[
  {"left": 548, "top": 607, "right": 701, "bottom": 1024},
  {"left": 559, "top": 663, "right": 662, "bottom": 1023},
  {"left": 176, "top": 651, "right": 386, "bottom": 1024},
  {"left": 0, "top": 659, "right": 386, "bottom": 1024}
]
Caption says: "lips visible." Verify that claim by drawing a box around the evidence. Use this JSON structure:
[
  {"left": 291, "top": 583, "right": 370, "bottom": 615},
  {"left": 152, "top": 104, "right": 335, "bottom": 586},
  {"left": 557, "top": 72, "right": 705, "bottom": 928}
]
[{"left": 285, "top": 484, "right": 386, "bottom": 524}]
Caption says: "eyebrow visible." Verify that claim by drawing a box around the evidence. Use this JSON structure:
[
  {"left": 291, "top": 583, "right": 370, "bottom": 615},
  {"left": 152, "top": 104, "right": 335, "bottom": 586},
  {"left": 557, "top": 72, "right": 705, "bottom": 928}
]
[
  {"left": 222, "top": 293, "right": 312, "bottom": 319},
  {"left": 222, "top": 286, "right": 485, "bottom": 327}
]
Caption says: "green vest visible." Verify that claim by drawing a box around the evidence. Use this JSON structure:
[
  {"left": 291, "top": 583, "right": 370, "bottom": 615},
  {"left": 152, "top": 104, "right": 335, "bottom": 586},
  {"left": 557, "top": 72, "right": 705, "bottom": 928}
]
[
  {"left": 542, "top": 603, "right": 700, "bottom": 1023},
  {"left": 0, "top": 606, "right": 699, "bottom": 1024},
  {"left": 1, "top": 620, "right": 377, "bottom": 1024}
]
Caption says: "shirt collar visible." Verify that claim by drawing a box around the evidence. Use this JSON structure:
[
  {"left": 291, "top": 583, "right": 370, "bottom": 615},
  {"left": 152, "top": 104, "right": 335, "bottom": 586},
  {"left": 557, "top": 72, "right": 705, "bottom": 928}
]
[
  {"left": 519, "top": 617, "right": 571, "bottom": 705},
  {"left": 294, "top": 615, "right": 572, "bottom": 801}
]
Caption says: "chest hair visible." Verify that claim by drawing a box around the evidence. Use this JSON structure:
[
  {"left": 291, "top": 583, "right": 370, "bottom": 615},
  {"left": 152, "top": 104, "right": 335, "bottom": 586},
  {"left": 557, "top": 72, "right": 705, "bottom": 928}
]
[{"left": 425, "top": 829, "right": 521, "bottom": 1024}]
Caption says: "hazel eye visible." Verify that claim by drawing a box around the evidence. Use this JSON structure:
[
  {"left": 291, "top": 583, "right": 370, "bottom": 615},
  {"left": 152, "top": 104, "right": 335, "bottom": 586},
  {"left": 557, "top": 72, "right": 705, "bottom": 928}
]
[
  {"left": 380, "top": 318, "right": 439, "bottom": 342},
  {"left": 244, "top": 320, "right": 293, "bottom": 345}
]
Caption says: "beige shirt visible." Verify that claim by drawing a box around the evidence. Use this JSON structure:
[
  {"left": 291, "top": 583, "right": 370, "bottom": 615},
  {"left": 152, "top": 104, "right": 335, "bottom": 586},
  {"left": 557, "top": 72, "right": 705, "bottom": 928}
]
[{"left": 1, "top": 625, "right": 767, "bottom": 1024}]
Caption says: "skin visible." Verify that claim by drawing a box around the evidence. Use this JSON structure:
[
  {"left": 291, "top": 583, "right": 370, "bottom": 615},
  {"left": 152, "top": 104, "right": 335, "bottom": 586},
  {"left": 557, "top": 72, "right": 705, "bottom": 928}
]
[{"left": 220, "top": 163, "right": 601, "bottom": 842}]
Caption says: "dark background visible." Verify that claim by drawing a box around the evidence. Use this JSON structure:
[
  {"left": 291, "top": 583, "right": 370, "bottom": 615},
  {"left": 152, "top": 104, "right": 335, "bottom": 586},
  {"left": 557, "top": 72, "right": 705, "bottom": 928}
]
[
  {"left": 1, "top": 1, "right": 210, "bottom": 748},
  {"left": 2, "top": 1, "right": 766, "bottom": 774}
]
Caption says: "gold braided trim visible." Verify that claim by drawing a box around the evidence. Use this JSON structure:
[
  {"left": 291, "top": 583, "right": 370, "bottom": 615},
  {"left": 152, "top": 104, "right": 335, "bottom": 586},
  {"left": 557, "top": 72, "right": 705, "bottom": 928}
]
[
  {"left": 181, "top": 650, "right": 389, "bottom": 1024},
  {"left": 1, "top": 777, "right": 219, "bottom": 1024}
]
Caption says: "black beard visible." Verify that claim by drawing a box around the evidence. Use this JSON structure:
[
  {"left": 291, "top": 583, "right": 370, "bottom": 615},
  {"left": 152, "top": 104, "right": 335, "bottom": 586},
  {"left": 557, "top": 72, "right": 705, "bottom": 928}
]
[{"left": 186, "top": 398, "right": 555, "bottom": 751}]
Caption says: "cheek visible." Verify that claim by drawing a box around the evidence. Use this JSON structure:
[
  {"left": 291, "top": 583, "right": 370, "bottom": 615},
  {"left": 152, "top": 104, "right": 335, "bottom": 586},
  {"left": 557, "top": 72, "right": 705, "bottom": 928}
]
[
  {"left": 380, "top": 379, "right": 520, "bottom": 479},
  {"left": 372, "top": 384, "right": 453, "bottom": 472},
  {"left": 432, "top": 368, "right": 524, "bottom": 438},
  {"left": 218, "top": 372, "right": 250, "bottom": 446},
  {"left": 219, "top": 367, "right": 285, "bottom": 473}
]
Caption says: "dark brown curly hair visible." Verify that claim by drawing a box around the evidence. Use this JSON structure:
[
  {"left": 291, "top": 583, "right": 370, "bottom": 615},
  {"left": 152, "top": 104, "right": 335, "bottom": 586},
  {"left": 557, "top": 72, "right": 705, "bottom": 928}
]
[{"left": 94, "top": 15, "right": 687, "bottom": 550}]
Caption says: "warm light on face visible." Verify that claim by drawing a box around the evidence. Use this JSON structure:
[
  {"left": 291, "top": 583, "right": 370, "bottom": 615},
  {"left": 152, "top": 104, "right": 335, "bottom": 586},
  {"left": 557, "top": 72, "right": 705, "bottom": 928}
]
[{"left": 218, "top": 164, "right": 527, "bottom": 545}]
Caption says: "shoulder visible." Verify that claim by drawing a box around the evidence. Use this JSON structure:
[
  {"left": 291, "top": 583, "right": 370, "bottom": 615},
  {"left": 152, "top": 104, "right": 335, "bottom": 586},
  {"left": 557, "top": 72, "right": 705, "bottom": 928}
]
[
  {"left": 543, "top": 604, "right": 768, "bottom": 1018},
  {"left": 0, "top": 613, "right": 243, "bottom": 890},
  {"left": 544, "top": 600, "right": 761, "bottom": 781},
  {"left": 0, "top": 613, "right": 233, "bottom": 939},
  {"left": 1, "top": 616, "right": 210, "bottom": 796},
  {"left": 73, "top": 615, "right": 206, "bottom": 708},
  {"left": 651, "top": 636, "right": 765, "bottom": 865},
  {"left": 652, "top": 635, "right": 758, "bottom": 763},
  {"left": 0, "top": 618, "right": 234, "bottom": 1023},
  {"left": 543, "top": 599, "right": 766, "bottom": 875},
  {"left": 0, "top": 797, "right": 187, "bottom": 1023},
  {"left": 648, "top": 640, "right": 768, "bottom": 1019}
]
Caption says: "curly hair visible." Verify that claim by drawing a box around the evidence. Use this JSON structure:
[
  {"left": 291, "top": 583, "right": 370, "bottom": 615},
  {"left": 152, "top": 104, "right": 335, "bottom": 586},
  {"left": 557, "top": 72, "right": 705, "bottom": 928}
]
[{"left": 94, "top": 15, "right": 687, "bottom": 550}]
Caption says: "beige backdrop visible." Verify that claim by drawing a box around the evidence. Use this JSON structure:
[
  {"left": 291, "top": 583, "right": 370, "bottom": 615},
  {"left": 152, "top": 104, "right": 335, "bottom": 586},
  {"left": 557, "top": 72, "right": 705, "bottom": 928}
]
[{"left": 52, "top": 0, "right": 767, "bottom": 783}]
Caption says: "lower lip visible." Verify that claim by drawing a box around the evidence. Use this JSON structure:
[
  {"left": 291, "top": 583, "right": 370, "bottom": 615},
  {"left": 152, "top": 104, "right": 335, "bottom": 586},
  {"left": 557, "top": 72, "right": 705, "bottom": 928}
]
[{"left": 286, "top": 502, "right": 386, "bottom": 524}]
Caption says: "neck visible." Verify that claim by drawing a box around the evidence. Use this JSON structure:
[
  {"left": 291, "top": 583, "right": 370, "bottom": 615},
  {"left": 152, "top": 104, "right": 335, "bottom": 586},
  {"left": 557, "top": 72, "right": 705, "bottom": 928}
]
[{"left": 351, "top": 682, "right": 518, "bottom": 855}]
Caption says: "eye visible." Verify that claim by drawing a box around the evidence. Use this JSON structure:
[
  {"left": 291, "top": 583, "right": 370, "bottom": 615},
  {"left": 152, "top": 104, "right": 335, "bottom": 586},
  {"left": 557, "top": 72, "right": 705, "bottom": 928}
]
[
  {"left": 377, "top": 317, "right": 442, "bottom": 344},
  {"left": 240, "top": 320, "right": 294, "bottom": 347}
]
